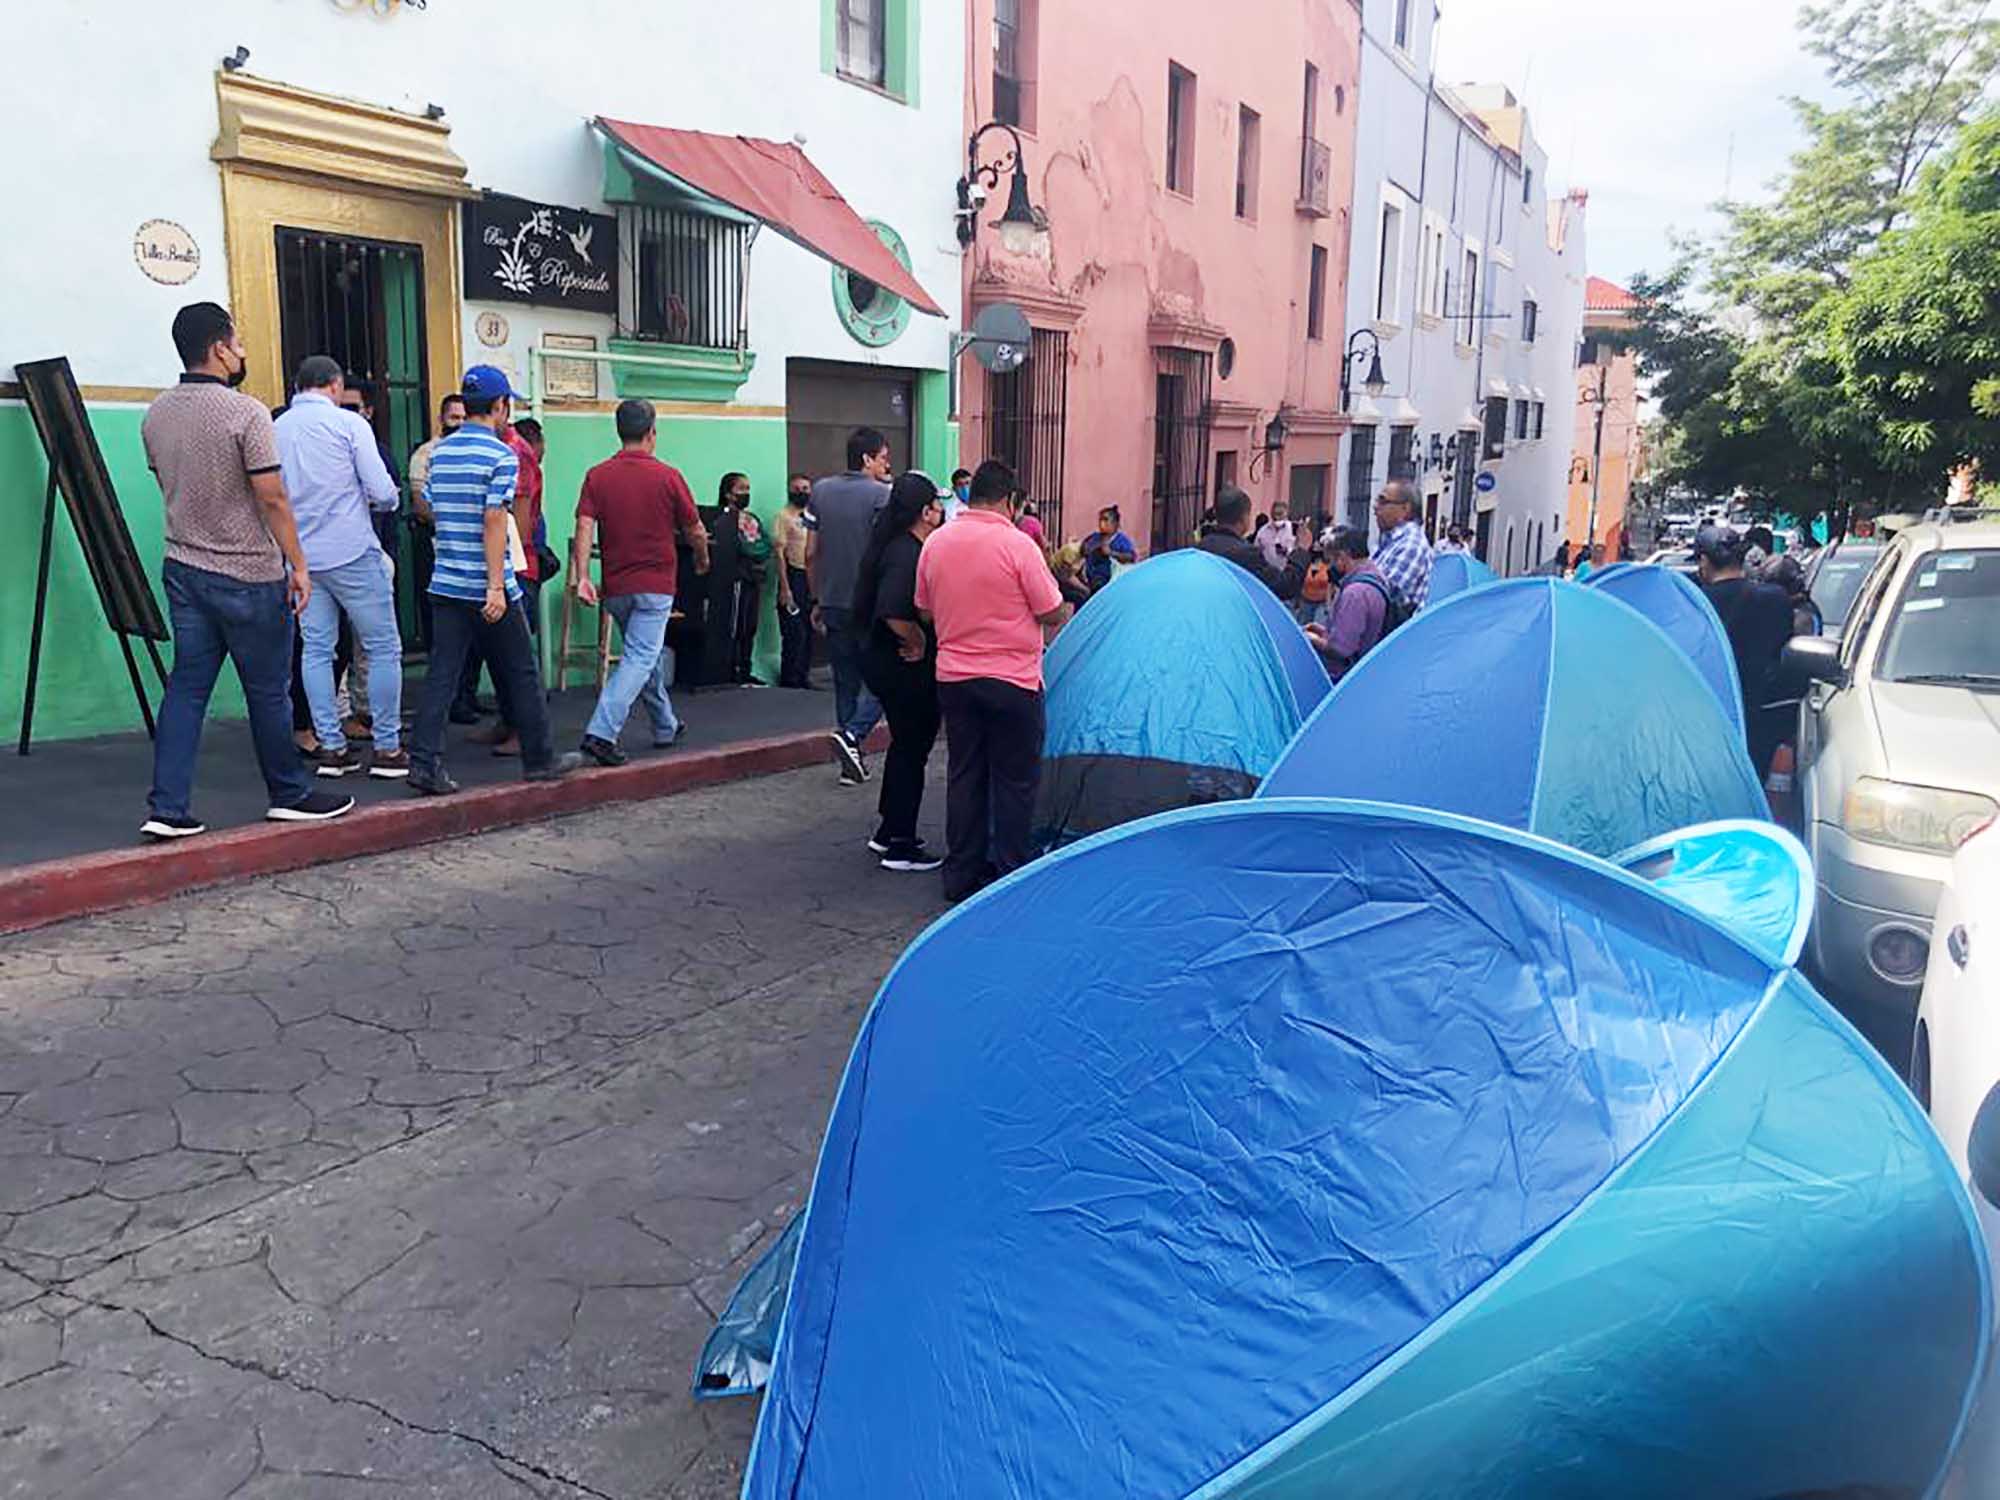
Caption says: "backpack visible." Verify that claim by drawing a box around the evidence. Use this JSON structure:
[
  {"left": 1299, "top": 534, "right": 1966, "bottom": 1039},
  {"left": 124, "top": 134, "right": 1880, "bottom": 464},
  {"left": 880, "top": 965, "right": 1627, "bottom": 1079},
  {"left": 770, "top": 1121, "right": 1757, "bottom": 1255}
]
[{"left": 1341, "top": 571, "right": 1411, "bottom": 647}]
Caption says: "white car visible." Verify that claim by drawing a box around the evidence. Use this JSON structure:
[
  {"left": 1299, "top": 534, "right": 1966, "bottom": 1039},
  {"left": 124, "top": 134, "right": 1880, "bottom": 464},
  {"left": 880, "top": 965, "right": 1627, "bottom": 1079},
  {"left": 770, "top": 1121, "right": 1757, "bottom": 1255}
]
[
  {"left": 1787, "top": 519, "right": 2000, "bottom": 1025},
  {"left": 1916, "top": 818, "right": 2000, "bottom": 1495},
  {"left": 1915, "top": 814, "right": 2000, "bottom": 1282}
]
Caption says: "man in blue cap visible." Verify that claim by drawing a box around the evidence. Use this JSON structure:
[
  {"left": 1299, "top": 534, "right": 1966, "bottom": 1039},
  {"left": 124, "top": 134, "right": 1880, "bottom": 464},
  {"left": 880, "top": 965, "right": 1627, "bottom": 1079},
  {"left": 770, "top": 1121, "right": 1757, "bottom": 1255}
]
[{"left": 406, "top": 365, "right": 581, "bottom": 794}]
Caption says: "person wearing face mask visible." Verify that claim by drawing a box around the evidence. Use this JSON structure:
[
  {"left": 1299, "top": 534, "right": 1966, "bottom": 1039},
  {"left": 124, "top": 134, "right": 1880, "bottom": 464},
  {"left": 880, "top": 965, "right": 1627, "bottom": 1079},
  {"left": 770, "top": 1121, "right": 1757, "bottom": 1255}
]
[
  {"left": 944, "top": 468, "right": 972, "bottom": 524},
  {"left": 139, "top": 302, "right": 353, "bottom": 839},
  {"left": 774, "top": 472, "right": 815, "bottom": 688},
  {"left": 405, "top": 393, "right": 465, "bottom": 656},
  {"left": 806, "top": 426, "right": 894, "bottom": 784}
]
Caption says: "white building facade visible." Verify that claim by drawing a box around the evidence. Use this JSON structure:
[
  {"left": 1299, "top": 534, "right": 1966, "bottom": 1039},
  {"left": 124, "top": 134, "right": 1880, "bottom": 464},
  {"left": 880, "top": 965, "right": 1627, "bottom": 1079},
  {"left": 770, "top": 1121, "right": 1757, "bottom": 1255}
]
[
  {"left": 1338, "top": 0, "right": 1586, "bottom": 575},
  {"left": 1, "top": 0, "right": 963, "bottom": 739}
]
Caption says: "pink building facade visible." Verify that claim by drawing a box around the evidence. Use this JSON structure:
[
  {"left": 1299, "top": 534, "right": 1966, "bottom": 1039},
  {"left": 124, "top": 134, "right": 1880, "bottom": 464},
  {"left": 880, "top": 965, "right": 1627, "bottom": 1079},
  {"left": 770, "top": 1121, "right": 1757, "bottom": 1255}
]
[{"left": 959, "top": 0, "right": 1364, "bottom": 553}]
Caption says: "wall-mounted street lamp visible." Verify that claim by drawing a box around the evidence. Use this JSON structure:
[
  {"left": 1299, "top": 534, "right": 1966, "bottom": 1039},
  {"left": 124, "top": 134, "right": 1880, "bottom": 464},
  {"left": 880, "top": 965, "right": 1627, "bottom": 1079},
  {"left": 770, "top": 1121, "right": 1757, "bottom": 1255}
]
[
  {"left": 1340, "top": 327, "right": 1387, "bottom": 413},
  {"left": 1247, "top": 406, "right": 1292, "bottom": 483},
  {"left": 958, "top": 122, "right": 1047, "bottom": 256}
]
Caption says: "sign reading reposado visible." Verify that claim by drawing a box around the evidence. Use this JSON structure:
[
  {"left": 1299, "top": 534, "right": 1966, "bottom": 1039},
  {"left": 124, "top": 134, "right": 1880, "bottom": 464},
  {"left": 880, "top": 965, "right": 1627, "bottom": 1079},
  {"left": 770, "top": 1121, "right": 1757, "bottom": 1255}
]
[{"left": 461, "top": 193, "right": 617, "bottom": 315}]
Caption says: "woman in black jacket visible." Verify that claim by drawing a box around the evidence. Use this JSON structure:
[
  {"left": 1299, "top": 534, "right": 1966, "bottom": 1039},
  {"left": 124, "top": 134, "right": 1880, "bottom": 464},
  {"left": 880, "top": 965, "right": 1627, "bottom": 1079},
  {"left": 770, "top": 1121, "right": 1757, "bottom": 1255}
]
[{"left": 852, "top": 472, "right": 946, "bottom": 872}]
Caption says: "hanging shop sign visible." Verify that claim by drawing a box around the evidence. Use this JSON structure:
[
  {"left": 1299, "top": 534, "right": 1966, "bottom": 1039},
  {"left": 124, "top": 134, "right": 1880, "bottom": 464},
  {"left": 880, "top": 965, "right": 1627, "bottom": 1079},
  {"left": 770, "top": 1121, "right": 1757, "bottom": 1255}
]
[
  {"left": 133, "top": 220, "right": 201, "bottom": 285},
  {"left": 462, "top": 193, "right": 616, "bottom": 315}
]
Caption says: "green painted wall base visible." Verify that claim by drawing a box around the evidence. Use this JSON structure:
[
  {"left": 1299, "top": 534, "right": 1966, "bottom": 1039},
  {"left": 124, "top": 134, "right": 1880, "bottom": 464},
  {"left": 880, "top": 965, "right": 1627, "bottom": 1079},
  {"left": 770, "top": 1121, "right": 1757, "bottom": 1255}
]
[
  {"left": 0, "top": 404, "right": 244, "bottom": 748},
  {"left": 0, "top": 393, "right": 938, "bottom": 745}
]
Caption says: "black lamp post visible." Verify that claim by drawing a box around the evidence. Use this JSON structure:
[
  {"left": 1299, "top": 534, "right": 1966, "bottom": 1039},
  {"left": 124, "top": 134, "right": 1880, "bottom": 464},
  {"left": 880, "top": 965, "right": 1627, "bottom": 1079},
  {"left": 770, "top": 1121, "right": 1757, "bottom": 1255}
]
[
  {"left": 1340, "top": 327, "right": 1388, "bottom": 413},
  {"left": 958, "top": 122, "right": 1045, "bottom": 255}
]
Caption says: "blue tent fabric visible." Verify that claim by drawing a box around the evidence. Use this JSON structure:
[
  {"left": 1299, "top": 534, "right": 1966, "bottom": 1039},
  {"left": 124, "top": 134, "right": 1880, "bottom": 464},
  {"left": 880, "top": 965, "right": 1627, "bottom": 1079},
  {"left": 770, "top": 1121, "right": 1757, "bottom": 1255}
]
[
  {"left": 1583, "top": 562, "right": 1747, "bottom": 736},
  {"left": 1615, "top": 819, "right": 1813, "bottom": 967},
  {"left": 744, "top": 800, "right": 1990, "bottom": 1499},
  {"left": 1258, "top": 579, "right": 1769, "bottom": 856},
  {"left": 1037, "top": 551, "right": 1328, "bottom": 844},
  {"left": 1427, "top": 551, "right": 1495, "bottom": 603}
]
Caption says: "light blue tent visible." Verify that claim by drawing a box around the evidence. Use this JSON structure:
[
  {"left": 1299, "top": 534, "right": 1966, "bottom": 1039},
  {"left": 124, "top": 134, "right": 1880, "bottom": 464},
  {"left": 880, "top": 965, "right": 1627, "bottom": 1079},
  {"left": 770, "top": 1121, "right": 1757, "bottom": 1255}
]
[
  {"left": 1615, "top": 819, "right": 1813, "bottom": 966},
  {"left": 1259, "top": 578, "right": 1768, "bottom": 856},
  {"left": 1427, "top": 550, "right": 1496, "bottom": 603},
  {"left": 743, "top": 800, "right": 1991, "bottom": 1498},
  {"left": 1584, "top": 562, "right": 1747, "bottom": 735},
  {"left": 1035, "top": 550, "right": 1328, "bottom": 846}
]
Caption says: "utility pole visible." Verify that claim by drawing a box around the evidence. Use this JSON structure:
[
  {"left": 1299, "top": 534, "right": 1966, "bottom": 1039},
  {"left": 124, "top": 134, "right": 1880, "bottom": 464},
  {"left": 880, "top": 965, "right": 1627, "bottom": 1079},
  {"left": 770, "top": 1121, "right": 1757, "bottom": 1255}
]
[{"left": 1585, "top": 359, "right": 1609, "bottom": 554}]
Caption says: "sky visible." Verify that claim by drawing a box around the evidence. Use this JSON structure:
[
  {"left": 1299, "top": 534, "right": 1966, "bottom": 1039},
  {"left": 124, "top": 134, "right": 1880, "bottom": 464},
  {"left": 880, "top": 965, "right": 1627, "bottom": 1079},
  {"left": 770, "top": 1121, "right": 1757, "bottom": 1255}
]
[{"left": 1432, "top": 0, "right": 1832, "bottom": 290}]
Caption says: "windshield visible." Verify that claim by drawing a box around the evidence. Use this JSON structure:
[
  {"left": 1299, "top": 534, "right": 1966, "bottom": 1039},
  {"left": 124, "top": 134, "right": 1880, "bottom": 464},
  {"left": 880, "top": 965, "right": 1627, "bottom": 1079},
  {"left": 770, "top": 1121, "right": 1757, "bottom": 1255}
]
[
  {"left": 1875, "top": 548, "right": 2000, "bottom": 685},
  {"left": 1811, "top": 545, "right": 1882, "bottom": 627}
]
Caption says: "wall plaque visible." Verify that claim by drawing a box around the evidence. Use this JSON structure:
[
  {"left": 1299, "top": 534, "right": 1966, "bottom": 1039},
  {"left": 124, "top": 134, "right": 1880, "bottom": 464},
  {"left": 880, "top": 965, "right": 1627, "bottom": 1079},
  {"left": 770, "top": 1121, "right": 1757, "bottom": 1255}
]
[
  {"left": 133, "top": 220, "right": 200, "bottom": 285},
  {"left": 542, "top": 333, "right": 600, "bottom": 401}
]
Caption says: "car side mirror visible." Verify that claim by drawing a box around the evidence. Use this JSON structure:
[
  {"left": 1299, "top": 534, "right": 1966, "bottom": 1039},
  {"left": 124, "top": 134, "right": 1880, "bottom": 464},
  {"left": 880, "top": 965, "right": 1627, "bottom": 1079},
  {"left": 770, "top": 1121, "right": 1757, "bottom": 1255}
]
[
  {"left": 1784, "top": 634, "right": 1846, "bottom": 687},
  {"left": 1971, "top": 1082, "right": 2000, "bottom": 1209}
]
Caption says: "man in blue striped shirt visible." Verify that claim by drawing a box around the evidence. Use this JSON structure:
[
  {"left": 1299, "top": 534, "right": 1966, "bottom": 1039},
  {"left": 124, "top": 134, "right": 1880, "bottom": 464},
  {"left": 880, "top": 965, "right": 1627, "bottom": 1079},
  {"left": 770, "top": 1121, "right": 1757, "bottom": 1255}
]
[{"left": 406, "top": 366, "right": 580, "bottom": 794}]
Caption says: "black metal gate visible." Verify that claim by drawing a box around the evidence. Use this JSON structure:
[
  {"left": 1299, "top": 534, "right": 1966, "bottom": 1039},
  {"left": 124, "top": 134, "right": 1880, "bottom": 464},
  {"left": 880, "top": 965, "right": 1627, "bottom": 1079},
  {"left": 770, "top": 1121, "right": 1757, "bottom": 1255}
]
[
  {"left": 986, "top": 328, "right": 1069, "bottom": 537},
  {"left": 274, "top": 228, "right": 429, "bottom": 640},
  {"left": 1151, "top": 348, "right": 1213, "bottom": 552}
]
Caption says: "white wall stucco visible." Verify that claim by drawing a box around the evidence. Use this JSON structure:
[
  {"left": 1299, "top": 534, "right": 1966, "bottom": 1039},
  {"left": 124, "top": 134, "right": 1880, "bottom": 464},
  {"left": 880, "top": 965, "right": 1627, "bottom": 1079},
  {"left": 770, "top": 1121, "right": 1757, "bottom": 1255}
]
[
  {"left": 3, "top": 0, "right": 964, "bottom": 399},
  {"left": 1341, "top": 0, "right": 1585, "bottom": 572}
]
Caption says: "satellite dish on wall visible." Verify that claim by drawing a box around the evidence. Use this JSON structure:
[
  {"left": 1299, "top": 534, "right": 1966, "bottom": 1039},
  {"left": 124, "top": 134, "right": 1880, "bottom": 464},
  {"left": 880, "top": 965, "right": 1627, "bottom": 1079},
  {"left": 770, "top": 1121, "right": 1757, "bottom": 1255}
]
[{"left": 967, "top": 302, "right": 1032, "bottom": 373}]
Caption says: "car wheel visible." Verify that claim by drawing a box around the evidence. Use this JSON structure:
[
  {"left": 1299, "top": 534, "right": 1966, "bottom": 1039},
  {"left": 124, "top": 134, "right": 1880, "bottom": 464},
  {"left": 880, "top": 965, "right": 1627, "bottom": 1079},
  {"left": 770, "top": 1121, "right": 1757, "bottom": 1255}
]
[{"left": 1911, "top": 1020, "right": 1932, "bottom": 1113}]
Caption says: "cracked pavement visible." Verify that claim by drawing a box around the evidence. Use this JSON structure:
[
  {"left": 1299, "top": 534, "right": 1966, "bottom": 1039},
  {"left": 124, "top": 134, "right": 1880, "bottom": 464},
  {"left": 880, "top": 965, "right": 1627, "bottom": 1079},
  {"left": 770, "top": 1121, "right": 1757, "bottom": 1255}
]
[{"left": 0, "top": 764, "right": 943, "bottom": 1498}]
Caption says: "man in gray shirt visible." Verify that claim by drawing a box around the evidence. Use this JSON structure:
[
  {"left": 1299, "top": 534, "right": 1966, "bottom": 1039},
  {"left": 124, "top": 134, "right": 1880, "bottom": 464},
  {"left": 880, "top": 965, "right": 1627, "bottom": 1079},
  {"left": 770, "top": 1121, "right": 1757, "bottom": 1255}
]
[{"left": 806, "top": 426, "right": 891, "bottom": 785}]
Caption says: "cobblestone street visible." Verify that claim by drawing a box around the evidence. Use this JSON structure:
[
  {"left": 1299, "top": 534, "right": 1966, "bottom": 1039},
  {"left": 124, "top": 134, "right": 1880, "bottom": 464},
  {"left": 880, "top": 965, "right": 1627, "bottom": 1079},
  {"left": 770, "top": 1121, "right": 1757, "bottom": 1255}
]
[{"left": 0, "top": 765, "right": 943, "bottom": 1498}]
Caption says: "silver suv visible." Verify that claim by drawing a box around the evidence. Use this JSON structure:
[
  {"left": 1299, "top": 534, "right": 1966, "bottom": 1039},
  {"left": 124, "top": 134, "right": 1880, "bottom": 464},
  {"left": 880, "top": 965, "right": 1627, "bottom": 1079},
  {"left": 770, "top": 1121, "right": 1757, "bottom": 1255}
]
[{"left": 1788, "top": 517, "right": 2000, "bottom": 1018}]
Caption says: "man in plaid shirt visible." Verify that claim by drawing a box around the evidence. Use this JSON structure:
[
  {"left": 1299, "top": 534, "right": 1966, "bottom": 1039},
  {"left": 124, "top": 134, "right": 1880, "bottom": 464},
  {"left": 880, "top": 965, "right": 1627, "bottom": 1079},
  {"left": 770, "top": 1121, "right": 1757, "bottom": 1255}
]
[{"left": 1371, "top": 480, "right": 1434, "bottom": 613}]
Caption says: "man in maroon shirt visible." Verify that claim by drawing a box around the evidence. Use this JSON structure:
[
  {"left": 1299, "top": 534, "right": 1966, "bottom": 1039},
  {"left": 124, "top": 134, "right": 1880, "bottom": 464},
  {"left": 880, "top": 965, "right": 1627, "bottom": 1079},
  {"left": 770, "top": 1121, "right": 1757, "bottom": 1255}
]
[{"left": 572, "top": 399, "right": 710, "bottom": 765}]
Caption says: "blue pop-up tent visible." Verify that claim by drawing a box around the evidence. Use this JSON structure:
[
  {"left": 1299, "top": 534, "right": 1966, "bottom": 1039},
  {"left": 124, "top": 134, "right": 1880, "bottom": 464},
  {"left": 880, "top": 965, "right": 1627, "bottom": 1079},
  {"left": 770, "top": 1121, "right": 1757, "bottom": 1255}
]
[
  {"left": 1428, "top": 550, "right": 1496, "bottom": 603},
  {"left": 744, "top": 800, "right": 1991, "bottom": 1499},
  {"left": 1584, "top": 562, "right": 1746, "bottom": 735},
  {"left": 1035, "top": 550, "right": 1328, "bottom": 846},
  {"left": 1259, "top": 578, "right": 1768, "bottom": 856}
]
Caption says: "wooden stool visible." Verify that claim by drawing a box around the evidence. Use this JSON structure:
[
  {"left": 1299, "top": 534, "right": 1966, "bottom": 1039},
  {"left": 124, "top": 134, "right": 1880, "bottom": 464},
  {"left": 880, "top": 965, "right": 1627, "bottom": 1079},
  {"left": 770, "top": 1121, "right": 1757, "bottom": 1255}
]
[{"left": 554, "top": 540, "right": 618, "bottom": 692}]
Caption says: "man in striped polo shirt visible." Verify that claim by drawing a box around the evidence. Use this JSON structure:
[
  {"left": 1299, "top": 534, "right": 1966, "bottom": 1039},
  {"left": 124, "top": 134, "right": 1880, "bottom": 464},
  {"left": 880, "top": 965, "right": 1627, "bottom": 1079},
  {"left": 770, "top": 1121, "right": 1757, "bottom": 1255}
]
[{"left": 406, "top": 366, "right": 580, "bottom": 795}]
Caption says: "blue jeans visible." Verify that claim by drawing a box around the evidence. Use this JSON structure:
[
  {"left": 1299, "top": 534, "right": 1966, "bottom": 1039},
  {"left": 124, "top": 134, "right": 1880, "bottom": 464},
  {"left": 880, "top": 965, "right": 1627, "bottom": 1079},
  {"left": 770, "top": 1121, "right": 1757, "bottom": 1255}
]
[
  {"left": 302, "top": 549, "right": 402, "bottom": 752},
  {"left": 586, "top": 593, "right": 679, "bottom": 745},
  {"left": 819, "top": 605, "right": 881, "bottom": 743},
  {"left": 150, "top": 559, "right": 314, "bottom": 819}
]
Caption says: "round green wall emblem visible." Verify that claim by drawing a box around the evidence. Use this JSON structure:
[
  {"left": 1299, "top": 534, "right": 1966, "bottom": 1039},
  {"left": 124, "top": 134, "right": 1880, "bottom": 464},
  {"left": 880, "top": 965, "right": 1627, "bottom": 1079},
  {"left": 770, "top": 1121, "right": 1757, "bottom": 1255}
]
[{"left": 833, "top": 220, "right": 914, "bottom": 348}]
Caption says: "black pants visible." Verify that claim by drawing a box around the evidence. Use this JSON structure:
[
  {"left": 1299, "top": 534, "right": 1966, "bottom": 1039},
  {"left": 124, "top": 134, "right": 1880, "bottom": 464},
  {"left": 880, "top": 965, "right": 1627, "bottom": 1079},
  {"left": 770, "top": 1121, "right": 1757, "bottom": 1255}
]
[
  {"left": 779, "top": 566, "right": 813, "bottom": 687},
  {"left": 862, "top": 644, "right": 940, "bottom": 847},
  {"left": 938, "top": 678, "right": 1044, "bottom": 901},
  {"left": 731, "top": 575, "right": 762, "bottom": 683},
  {"left": 411, "top": 596, "right": 554, "bottom": 777},
  {"left": 409, "top": 519, "right": 436, "bottom": 652}
]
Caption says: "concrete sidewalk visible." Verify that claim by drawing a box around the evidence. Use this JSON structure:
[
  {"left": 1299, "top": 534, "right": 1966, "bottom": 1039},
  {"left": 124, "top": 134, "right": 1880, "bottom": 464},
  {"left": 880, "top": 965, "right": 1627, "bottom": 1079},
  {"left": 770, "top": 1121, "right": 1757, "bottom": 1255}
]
[{"left": 0, "top": 678, "right": 857, "bottom": 934}]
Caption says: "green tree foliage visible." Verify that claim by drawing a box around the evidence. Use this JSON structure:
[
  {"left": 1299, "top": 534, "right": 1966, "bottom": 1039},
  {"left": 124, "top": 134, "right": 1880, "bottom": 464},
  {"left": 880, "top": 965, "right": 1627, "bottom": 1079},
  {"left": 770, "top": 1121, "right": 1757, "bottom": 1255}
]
[
  {"left": 1636, "top": 0, "right": 1999, "bottom": 515},
  {"left": 1826, "top": 112, "right": 2000, "bottom": 476}
]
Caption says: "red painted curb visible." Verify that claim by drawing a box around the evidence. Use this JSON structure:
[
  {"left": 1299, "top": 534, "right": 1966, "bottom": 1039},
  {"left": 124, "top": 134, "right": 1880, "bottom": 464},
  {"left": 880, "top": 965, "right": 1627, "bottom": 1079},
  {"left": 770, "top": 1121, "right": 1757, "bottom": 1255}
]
[{"left": 0, "top": 725, "right": 868, "bottom": 936}]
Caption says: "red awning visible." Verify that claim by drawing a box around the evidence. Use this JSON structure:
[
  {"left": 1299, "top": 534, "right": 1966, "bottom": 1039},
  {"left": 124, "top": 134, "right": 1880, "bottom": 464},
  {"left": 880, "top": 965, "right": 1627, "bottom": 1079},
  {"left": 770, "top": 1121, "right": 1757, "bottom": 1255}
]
[{"left": 596, "top": 116, "right": 945, "bottom": 318}]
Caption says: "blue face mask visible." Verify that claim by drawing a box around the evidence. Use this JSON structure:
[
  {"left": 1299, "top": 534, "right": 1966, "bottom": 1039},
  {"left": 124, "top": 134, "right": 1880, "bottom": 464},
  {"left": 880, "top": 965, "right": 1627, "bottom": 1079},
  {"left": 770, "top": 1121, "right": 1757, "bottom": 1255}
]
[{"left": 954, "top": 485, "right": 970, "bottom": 502}]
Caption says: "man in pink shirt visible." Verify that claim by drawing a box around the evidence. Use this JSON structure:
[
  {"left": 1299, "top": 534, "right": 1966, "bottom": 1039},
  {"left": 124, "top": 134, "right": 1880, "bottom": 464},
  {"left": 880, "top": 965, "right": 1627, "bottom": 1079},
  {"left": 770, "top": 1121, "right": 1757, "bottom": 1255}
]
[{"left": 915, "top": 460, "right": 1068, "bottom": 901}]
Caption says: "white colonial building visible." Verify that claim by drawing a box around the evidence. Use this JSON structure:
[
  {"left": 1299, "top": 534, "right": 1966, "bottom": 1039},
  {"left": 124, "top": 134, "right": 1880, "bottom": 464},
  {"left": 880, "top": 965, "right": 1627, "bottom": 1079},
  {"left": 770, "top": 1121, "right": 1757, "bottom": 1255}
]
[
  {"left": 1, "top": 0, "right": 963, "bottom": 739},
  {"left": 1338, "top": 0, "right": 1586, "bottom": 574}
]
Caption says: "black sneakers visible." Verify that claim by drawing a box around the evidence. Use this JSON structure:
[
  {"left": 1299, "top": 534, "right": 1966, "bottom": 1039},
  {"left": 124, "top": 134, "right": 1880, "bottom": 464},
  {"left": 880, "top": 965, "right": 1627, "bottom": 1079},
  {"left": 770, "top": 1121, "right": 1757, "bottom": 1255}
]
[
  {"left": 880, "top": 841, "right": 943, "bottom": 873},
  {"left": 579, "top": 735, "right": 629, "bottom": 768},
  {"left": 139, "top": 814, "right": 206, "bottom": 841},
  {"left": 368, "top": 748, "right": 412, "bottom": 780},
  {"left": 829, "top": 731, "right": 868, "bottom": 784},
  {"left": 266, "top": 791, "right": 355, "bottom": 823}
]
